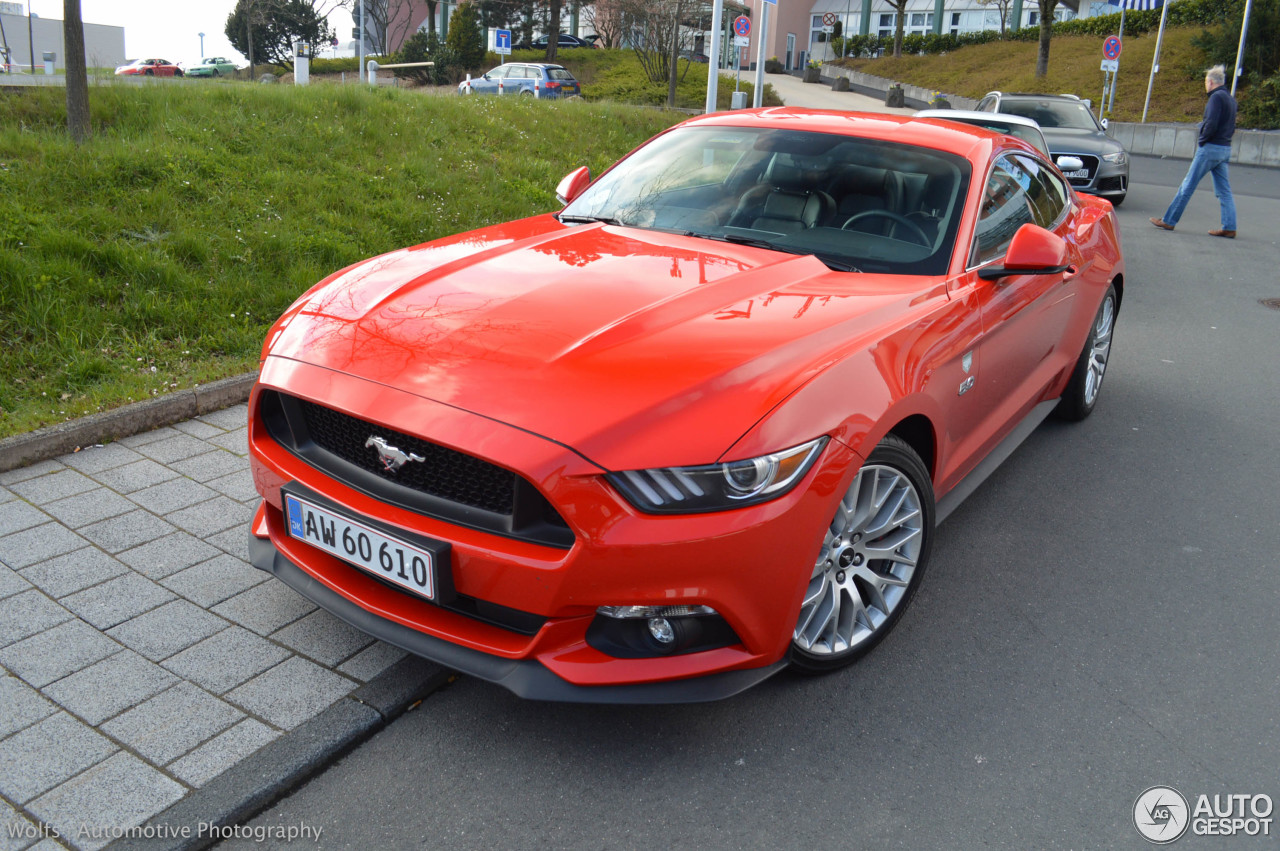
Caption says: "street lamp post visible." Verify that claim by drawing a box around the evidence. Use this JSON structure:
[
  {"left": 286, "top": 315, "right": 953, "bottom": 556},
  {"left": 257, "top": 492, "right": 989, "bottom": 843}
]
[{"left": 198, "top": 32, "right": 205, "bottom": 58}]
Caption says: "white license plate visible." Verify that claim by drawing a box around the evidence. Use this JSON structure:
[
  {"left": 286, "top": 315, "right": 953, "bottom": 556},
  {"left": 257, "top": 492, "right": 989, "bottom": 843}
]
[
  {"left": 1063, "top": 169, "right": 1089, "bottom": 179},
  {"left": 284, "top": 492, "right": 437, "bottom": 601}
]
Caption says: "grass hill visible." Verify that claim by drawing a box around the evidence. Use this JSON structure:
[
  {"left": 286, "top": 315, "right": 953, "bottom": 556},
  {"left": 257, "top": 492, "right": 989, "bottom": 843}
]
[
  {"left": 837, "top": 27, "right": 1213, "bottom": 123},
  {"left": 0, "top": 85, "right": 683, "bottom": 438}
]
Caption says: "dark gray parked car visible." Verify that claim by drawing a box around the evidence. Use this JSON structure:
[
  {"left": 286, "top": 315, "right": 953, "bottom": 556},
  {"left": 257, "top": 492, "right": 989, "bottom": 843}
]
[{"left": 976, "top": 92, "right": 1129, "bottom": 206}]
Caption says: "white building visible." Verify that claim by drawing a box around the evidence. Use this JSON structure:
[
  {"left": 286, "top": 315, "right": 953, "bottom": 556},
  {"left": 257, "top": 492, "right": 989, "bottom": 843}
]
[{"left": 0, "top": 2, "right": 125, "bottom": 72}]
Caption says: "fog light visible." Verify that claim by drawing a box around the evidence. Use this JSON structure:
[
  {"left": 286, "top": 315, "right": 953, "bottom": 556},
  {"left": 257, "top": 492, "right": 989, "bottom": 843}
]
[{"left": 647, "top": 617, "right": 676, "bottom": 645}]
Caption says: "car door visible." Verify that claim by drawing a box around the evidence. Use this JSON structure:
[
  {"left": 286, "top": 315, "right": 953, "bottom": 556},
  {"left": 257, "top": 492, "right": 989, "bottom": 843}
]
[
  {"left": 513, "top": 65, "right": 536, "bottom": 95},
  {"left": 943, "top": 152, "right": 1082, "bottom": 485},
  {"left": 474, "top": 65, "right": 506, "bottom": 94}
]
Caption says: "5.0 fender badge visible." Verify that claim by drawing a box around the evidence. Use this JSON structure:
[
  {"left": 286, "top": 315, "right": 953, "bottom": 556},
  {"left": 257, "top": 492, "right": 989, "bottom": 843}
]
[{"left": 365, "top": 436, "right": 425, "bottom": 473}]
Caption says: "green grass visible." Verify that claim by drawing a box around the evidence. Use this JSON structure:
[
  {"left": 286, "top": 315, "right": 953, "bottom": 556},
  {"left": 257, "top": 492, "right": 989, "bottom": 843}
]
[
  {"left": 0, "top": 84, "right": 683, "bottom": 438},
  {"left": 837, "top": 27, "right": 1214, "bottom": 123}
]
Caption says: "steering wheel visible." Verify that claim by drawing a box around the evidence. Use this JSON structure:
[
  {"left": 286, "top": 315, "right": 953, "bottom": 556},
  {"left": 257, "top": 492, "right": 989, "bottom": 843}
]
[{"left": 840, "top": 210, "right": 930, "bottom": 246}]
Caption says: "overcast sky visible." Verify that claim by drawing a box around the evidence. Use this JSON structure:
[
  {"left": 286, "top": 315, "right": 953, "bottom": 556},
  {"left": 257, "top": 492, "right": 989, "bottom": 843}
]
[{"left": 25, "top": 0, "right": 356, "bottom": 64}]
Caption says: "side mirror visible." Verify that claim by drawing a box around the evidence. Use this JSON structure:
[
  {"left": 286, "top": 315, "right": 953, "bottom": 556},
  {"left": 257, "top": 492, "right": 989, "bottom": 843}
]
[
  {"left": 978, "top": 223, "right": 1072, "bottom": 281},
  {"left": 1100, "top": 117, "right": 1109, "bottom": 130},
  {"left": 483, "top": 73, "right": 491, "bottom": 80},
  {"left": 555, "top": 166, "right": 591, "bottom": 206},
  {"left": 1056, "top": 155, "right": 1084, "bottom": 172}
]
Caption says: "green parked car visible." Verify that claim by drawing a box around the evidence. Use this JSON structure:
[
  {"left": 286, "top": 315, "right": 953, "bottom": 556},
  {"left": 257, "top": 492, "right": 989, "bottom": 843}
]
[{"left": 186, "top": 57, "right": 238, "bottom": 78}]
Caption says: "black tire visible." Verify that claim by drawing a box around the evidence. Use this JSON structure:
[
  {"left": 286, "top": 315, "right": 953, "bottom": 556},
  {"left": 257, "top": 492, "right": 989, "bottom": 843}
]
[
  {"left": 789, "top": 434, "right": 935, "bottom": 673},
  {"left": 175, "top": 69, "right": 183, "bottom": 77},
  {"left": 211, "top": 69, "right": 220, "bottom": 77},
  {"left": 144, "top": 69, "right": 154, "bottom": 76},
  {"left": 1110, "top": 193, "right": 1125, "bottom": 207},
  {"left": 1054, "top": 284, "right": 1117, "bottom": 421}
]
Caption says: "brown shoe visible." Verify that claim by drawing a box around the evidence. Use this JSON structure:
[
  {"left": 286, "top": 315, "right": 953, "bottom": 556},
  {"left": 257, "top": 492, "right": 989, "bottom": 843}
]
[
  {"left": 1150, "top": 217, "right": 1175, "bottom": 231},
  {"left": 1208, "top": 228, "right": 1236, "bottom": 238}
]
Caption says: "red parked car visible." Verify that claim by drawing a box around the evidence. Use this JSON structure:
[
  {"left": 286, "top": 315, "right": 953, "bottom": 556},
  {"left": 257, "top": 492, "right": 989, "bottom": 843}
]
[
  {"left": 114, "top": 58, "right": 184, "bottom": 77},
  {"left": 247, "top": 109, "right": 1124, "bottom": 702}
]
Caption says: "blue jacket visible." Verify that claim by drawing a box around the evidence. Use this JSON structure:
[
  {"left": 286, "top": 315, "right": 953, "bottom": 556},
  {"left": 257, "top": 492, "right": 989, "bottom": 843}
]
[{"left": 1200, "top": 86, "right": 1236, "bottom": 147}]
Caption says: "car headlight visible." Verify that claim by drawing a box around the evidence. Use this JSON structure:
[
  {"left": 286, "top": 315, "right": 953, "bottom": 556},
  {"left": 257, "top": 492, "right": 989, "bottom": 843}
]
[
  {"left": 1102, "top": 150, "right": 1128, "bottom": 164},
  {"left": 607, "top": 437, "right": 828, "bottom": 514}
]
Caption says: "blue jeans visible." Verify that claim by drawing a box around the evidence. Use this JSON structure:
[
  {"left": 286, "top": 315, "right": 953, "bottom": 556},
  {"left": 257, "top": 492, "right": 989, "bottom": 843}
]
[{"left": 1162, "top": 143, "right": 1235, "bottom": 229}]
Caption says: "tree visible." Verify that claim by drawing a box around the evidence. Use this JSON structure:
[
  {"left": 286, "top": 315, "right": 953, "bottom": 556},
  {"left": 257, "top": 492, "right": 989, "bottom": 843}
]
[
  {"left": 225, "top": 0, "right": 335, "bottom": 70},
  {"left": 1035, "top": 0, "right": 1057, "bottom": 77},
  {"left": 889, "top": 0, "right": 909, "bottom": 57},
  {"left": 977, "top": 0, "right": 1012, "bottom": 36},
  {"left": 63, "top": 0, "right": 90, "bottom": 143},
  {"left": 345, "top": 0, "right": 428, "bottom": 53},
  {"left": 545, "top": 0, "right": 561, "bottom": 61},
  {"left": 1193, "top": 0, "right": 1280, "bottom": 85},
  {"left": 445, "top": 1, "right": 484, "bottom": 73},
  {"left": 583, "top": 0, "right": 632, "bottom": 47}
]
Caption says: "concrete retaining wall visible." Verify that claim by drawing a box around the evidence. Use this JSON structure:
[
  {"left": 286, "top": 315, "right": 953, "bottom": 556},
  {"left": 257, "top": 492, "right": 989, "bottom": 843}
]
[{"left": 821, "top": 63, "right": 1280, "bottom": 167}]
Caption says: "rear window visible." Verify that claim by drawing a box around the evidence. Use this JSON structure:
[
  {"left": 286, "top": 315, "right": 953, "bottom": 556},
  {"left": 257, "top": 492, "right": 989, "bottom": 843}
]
[{"left": 548, "top": 68, "right": 576, "bottom": 81}]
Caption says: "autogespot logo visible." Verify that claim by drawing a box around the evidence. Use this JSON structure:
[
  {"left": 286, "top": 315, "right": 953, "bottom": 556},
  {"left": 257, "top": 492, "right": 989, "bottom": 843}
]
[{"left": 1134, "top": 786, "right": 1190, "bottom": 844}]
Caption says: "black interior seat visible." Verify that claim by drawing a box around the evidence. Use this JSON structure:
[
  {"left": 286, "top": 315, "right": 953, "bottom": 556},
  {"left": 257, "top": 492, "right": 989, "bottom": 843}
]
[
  {"left": 832, "top": 165, "right": 903, "bottom": 234},
  {"left": 728, "top": 160, "right": 835, "bottom": 232}
]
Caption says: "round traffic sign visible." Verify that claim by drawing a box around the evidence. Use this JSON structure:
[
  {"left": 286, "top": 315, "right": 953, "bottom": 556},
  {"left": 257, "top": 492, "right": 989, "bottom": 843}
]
[
  {"left": 1103, "top": 35, "right": 1122, "bottom": 60},
  {"left": 823, "top": 12, "right": 839, "bottom": 26},
  {"left": 733, "top": 15, "right": 751, "bottom": 37}
]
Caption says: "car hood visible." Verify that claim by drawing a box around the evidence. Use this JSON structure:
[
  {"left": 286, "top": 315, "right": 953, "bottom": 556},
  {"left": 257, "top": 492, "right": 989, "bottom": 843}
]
[
  {"left": 265, "top": 218, "right": 926, "bottom": 470},
  {"left": 1040, "top": 127, "right": 1123, "bottom": 156}
]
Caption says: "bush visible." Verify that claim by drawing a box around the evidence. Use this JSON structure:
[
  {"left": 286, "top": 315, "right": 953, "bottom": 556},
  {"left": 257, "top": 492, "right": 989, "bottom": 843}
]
[
  {"left": 396, "top": 31, "right": 454, "bottom": 84},
  {"left": 1239, "top": 70, "right": 1280, "bottom": 128}
]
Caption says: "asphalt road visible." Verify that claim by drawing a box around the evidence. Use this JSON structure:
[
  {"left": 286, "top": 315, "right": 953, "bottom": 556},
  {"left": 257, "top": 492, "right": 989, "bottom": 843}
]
[{"left": 223, "top": 157, "right": 1280, "bottom": 850}]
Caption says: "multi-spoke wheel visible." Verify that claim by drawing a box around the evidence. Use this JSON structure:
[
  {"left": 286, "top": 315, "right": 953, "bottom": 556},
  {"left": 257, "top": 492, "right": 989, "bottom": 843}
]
[
  {"left": 1054, "top": 284, "right": 1117, "bottom": 421},
  {"left": 790, "top": 435, "right": 934, "bottom": 672}
]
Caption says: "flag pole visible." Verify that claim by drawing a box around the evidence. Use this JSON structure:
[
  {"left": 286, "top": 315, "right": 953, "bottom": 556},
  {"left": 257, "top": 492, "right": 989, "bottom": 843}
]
[
  {"left": 1231, "top": 0, "right": 1253, "bottom": 96},
  {"left": 1141, "top": 0, "right": 1169, "bottom": 123},
  {"left": 1109, "top": 4, "right": 1126, "bottom": 114}
]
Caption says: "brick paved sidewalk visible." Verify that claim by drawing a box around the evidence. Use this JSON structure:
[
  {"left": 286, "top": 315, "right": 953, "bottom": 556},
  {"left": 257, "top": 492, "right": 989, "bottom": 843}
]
[{"left": 0, "top": 405, "right": 413, "bottom": 851}]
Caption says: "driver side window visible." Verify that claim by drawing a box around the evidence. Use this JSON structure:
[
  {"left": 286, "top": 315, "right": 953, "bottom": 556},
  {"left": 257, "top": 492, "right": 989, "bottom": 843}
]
[{"left": 971, "top": 156, "right": 1035, "bottom": 266}]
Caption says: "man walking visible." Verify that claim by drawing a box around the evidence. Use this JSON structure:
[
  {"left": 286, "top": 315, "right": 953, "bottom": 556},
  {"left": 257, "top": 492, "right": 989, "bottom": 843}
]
[{"left": 1150, "top": 64, "right": 1237, "bottom": 238}]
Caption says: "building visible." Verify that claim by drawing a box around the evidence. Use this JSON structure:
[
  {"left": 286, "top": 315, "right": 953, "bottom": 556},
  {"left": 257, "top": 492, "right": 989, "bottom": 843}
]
[
  {"left": 736, "top": 0, "right": 1110, "bottom": 72},
  {"left": 0, "top": 2, "right": 125, "bottom": 72}
]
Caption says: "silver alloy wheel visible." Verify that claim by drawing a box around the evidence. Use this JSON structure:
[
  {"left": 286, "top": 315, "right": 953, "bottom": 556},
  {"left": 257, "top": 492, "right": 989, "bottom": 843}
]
[
  {"left": 793, "top": 464, "right": 924, "bottom": 656},
  {"left": 1083, "top": 293, "right": 1116, "bottom": 406}
]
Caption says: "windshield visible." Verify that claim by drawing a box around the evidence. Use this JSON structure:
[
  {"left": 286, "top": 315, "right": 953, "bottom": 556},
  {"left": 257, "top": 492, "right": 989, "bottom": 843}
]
[
  {"left": 561, "top": 126, "right": 971, "bottom": 276},
  {"left": 999, "top": 99, "right": 1100, "bottom": 131}
]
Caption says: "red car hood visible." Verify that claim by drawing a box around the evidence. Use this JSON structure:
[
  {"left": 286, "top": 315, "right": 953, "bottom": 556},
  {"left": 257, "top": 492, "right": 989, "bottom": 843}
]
[{"left": 265, "top": 217, "right": 925, "bottom": 470}]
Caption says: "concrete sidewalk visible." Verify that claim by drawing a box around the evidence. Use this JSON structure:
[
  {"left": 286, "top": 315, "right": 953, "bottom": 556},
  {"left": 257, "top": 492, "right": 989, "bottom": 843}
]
[
  {"left": 763, "top": 70, "right": 917, "bottom": 115},
  {"left": 0, "top": 407, "right": 445, "bottom": 851}
]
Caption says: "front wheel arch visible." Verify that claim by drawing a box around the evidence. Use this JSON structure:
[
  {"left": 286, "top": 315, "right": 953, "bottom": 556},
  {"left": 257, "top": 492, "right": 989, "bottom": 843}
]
[{"left": 789, "top": 434, "right": 935, "bottom": 672}]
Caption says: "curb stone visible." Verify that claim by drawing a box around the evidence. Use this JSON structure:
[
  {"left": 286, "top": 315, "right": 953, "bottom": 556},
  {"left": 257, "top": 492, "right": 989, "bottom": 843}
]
[
  {"left": 107, "top": 657, "right": 452, "bottom": 851},
  {"left": 0, "top": 374, "right": 258, "bottom": 475}
]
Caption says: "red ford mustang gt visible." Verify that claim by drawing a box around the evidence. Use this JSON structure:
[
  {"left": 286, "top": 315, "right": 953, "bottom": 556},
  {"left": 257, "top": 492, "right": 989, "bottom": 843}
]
[{"left": 248, "top": 109, "right": 1123, "bottom": 702}]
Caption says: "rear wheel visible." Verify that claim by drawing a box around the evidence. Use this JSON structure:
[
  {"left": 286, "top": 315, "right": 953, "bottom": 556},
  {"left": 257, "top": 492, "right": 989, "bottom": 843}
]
[
  {"left": 790, "top": 435, "right": 934, "bottom": 672},
  {"left": 1054, "top": 284, "right": 1117, "bottom": 421}
]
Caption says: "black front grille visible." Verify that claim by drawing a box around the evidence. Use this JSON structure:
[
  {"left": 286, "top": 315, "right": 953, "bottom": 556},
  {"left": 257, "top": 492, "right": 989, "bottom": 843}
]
[
  {"left": 260, "top": 391, "right": 573, "bottom": 548},
  {"left": 300, "top": 400, "right": 516, "bottom": 516},
  {"left": 1062, "top": 153, "right": 1099, "bottom": 186}
]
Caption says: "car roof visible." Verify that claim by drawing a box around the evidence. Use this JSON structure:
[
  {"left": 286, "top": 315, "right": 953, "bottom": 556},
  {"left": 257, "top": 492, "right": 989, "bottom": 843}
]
[
  {"left": 687, "top": 107, "right": 991, "bottom": 150},
  {"left": 989, "top": 91, "right": 1083, "bottom": 102}
]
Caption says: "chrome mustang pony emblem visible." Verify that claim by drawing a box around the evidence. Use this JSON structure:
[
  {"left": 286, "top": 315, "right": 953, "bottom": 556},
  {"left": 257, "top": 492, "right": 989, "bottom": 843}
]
[{"left": 365, "top": 436, "right": 425, "bottom": 474}]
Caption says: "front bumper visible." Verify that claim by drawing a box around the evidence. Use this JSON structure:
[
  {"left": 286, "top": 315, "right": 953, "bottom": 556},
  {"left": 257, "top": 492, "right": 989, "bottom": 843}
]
[
  {"left": 249, "top": 525, "right": 786, "bottom": 702},
  {"left": 247, "top": 358, "right": 856, "bottom": 702}
]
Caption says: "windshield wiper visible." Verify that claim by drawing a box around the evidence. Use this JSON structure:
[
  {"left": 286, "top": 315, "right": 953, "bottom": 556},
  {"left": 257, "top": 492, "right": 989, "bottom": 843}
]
[
  {"left": 712, "top": 232, "right": 782, "bottom": 251},
  {"left": 815, "top": 254, "right": 861, "bottom": 273},
  {"left": 558, "top": 214, "right": 623, "bottom": 226}
]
